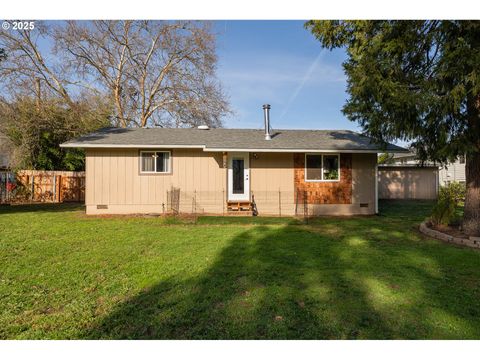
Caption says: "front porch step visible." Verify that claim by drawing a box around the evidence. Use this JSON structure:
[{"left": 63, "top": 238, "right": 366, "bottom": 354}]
[{"left": 227, "top": 201, "right": 253, "bottom": 212}]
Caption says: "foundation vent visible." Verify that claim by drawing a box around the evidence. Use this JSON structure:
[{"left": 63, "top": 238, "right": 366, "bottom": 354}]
[
  {"left": 97, "top": 204, "right": 108, "bottom": 209},
  {"left": 360, "top": 203, "right": 369, "bottom": 208}
]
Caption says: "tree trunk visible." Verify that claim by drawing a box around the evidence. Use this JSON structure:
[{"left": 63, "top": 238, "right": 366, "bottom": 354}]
[{"left": 463, "top": 151, "right": 480, "bottom": 236}]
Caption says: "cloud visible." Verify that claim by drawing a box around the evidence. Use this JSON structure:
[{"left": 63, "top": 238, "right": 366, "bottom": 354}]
[
  {"left": 217, "top": 50, "right": 347, "bottom": 129},
  {"left": 277, "top": 51, "right": 324, "bottom": 122},
  {"left": 219, "top": 52, "right": 344, "bottom": 85},
  {"left": 219, "top": 51, "right": 344, "bottom": 101}
]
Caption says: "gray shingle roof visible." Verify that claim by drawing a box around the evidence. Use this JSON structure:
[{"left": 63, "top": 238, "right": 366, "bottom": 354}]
[
  {"left": 392, "top": 151, "right": 416, "bottom": 159},
  {"left": 61, "top": 127, "right": 407, "bottom": 152}
]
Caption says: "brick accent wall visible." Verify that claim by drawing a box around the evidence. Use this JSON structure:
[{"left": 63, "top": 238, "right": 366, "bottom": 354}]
[{"left": 294, "top": 153, "right": 352, "bottom": 204}]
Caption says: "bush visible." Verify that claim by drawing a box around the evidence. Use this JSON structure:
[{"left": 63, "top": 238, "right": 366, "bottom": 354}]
[
  {"left": 10, "top": 181, "right": 31, "bottom": 202},
  {"left": 431, "top": 182, "right": 465, "bottom": 226}
]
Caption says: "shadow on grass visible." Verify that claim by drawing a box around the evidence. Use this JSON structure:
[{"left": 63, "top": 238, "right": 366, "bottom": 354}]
[
  {"left": 79, "top": 210, "right": 480, "bottom": 339},
  {"left": 196, "top": 216, "right": 304, "bottom": 226},
  {"left": 0, "top": 203, "right": 84, "bottom": 214}
]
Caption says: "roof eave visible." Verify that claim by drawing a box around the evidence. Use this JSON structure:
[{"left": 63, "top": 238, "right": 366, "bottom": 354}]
[
  {"left": 60, "top": 142, "right": 408, "bottom": 153},
  {"left": 60, "top": 143, "right": 206, "bottom": 149}
]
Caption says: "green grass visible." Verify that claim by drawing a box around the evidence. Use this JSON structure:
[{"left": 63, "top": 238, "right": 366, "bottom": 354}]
[{"left": 1, "top": 200, "right": 479, "bottom": 339}]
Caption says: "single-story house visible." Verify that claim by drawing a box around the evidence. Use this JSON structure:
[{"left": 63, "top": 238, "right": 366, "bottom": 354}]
[{"left": 61, "top": 105, "right": 406, "bottom": 216}]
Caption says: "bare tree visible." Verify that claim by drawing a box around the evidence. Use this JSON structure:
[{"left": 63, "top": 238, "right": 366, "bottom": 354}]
[
  {"left": 0, "top": 21, "right": 230, "bottom": 128},
  {"left": 0, "top": 48, "right": 6, "bottom": 62},
  {"left": 0, "top": 22, "right": 73, "bottom": 105},
  {"left": 54, "top": 20, "right": 230, "bottom": 128}
]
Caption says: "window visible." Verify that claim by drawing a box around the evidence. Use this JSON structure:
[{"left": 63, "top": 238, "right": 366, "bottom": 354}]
[
  {"left": 305, "top": 154, "right": 340, "bottom": 181},
  {"left": 323, "top": 155, "right": 339, "bottom": 180},
  {"left": 459, "top": 154, "right": 465, "bottom": 164},
  {"left": 232, "top": 158, "right": 244, "bottom": 194},
  {"left": 306, "top": 154, "right": 322, "bottom": 180},
  {"left": 140, "top": 151, "right": 171, "bottom": 173}
]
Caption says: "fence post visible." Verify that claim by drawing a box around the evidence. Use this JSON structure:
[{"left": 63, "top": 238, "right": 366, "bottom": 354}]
[
  {"left": 77, "top": 177, "right": 81, "bottom": 202},
  {"left": 58, "top": 175, "right": 62, "bottom": 203},
  {"left": 30, "top": 175, "right": 35, "bottom": 202},
  {"left": 278, "top": 188, "right": 281, "bottom": 217},
  {"left": 166, "top": 190, "right": 169, "bottom": 213},
  {"left": 193, "top": 190, "right": 197, "bottom": 224},
  {"left": 5, "top": 173, "right": 9, "bottom": 203},
  {"left": 53, "top": 175, "right": 57, "bottom": 203}
]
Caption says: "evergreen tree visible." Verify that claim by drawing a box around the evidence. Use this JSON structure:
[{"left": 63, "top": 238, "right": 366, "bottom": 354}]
[{"left": 306, "top": 20, "right": 480, "bottom": 235}]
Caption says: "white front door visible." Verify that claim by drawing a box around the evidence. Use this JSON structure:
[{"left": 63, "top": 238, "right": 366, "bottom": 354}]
[{"left": 227, "top": 152, "right": 250, "bottom": 201}]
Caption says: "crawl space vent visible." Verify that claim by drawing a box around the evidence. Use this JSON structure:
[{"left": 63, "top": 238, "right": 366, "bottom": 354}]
[
  {"left": 97, "top": 205, "right": 108, "bottom": 209},
  {"left": 360, "top": 203, "right": 369, "bottom": 208}
]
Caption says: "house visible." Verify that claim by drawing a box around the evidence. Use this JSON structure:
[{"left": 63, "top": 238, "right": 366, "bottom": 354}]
[
  {"left": 61, "top": 105, "right": 406, "bottom": 216},
  {"left": 391, "top": 152, "right": 465, "bottom": 186}
]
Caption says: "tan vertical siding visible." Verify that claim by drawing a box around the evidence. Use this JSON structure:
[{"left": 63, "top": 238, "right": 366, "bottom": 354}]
[
  {"left": 250, "top": 152, "right": 295, "bottom": 215},
  {"left": 352, "top": 153, "right": 376, "bottom": 205},
  {"left": 85, "top": 148, "right": 226, "bottom": 214},
  {"left": 125, "top": 152, "right": 134, "bottom": 205},
  {"left": 85, "top": 150, "right": 94, "bottom": 205},
  {"left": 117, "top": 150, "right": 126, "bottom": 205},
  {"left": 102, "top": 152, "right": 110, "bottom": 204},
  {"left": 378, "top": 166, "right": 438, "bottom": 200},
  {"left": 85, "top": 149, "right": 378, "bottom": 216},
  {"left": 132, "top": 152, "right": 141, "bottom": 205},
  {"left": 94, "top": 150, "right": 103, "bottom": 205}
]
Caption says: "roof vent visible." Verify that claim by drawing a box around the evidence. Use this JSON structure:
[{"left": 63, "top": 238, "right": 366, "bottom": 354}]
[{"left": 197, "top": 125, "right": 210, "bottom": 130}]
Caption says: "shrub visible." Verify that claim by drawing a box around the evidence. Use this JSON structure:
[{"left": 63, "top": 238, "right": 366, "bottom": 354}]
[
  {"left": 431, "top": 182, "right": 465, "bottom": 226},
  {"left": 11, "top": 181, "right": 31, "bottom": 202}
]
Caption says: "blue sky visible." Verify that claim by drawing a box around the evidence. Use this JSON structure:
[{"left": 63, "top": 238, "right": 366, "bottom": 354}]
[{"left": 214, "top": 20, "right": 357, "bottom": 132}]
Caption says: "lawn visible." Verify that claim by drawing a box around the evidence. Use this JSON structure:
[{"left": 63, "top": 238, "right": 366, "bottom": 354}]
[{"left": 1, "top": 200, "right": 479, "bottom": 339}]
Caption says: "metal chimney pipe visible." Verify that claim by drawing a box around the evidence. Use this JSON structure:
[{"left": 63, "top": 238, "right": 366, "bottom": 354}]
[{"left": 263, "top": 104, "right": 271, "bottom": 140}]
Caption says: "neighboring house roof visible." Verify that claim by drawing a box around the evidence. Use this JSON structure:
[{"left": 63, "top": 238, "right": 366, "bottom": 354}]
[
  {"left": 61, "top": 127, "right": 408, "bottom": 153},
  {"left": 379, "top": 164, "right": 439, "bottom": 169},
  {"left": 389, "top": 151, "right": 439, "bottom": 167},
  {"left": 392, "top": 152, "right": 416, "bottom": 159}
]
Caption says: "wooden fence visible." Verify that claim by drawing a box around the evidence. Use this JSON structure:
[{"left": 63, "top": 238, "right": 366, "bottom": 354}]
[
  {"left": 378, "top": 166, "right": 439, "bottom": 200},
  {"left": 1, "top": 170, "right": 85, "bottom": 204}
]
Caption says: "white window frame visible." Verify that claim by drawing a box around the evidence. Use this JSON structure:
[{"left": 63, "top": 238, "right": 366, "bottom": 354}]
[
  {"left": 305, "top": 153, "right": 341, "bottom": 182},
  {"left": 140, "top": 150, "right": 171, "bottom": 174}
]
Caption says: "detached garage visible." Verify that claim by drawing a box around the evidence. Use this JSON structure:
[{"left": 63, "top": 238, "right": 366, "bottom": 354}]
[{"left": 378, "top": 165, "right": 439, "bottom": 200}]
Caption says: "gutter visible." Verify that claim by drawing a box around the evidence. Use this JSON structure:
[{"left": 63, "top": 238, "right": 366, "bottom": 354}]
[{"left": 60, "top": 143, "right": 408, "bottom": 154}]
